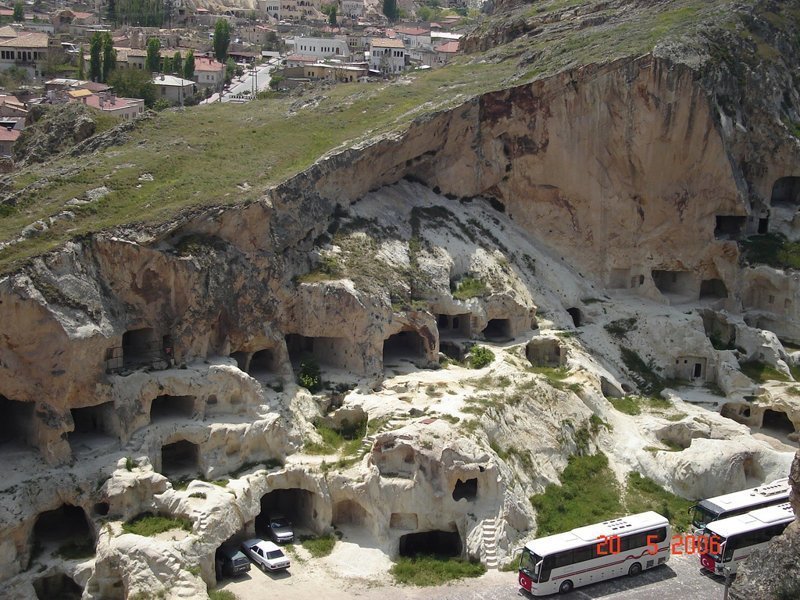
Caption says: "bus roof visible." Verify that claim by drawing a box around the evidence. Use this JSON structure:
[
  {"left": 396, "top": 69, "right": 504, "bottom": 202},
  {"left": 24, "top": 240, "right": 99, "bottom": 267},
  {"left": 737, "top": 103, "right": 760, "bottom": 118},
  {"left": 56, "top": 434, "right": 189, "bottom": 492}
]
[
  {"left": 525, "top": 512, "right": 669, "bottom": 556},
  {"left": 698, "top": 478, "right": 790, "bottom": 514},
  {"left": 706, "top": 503, "right": 794, "bottom": 538}
]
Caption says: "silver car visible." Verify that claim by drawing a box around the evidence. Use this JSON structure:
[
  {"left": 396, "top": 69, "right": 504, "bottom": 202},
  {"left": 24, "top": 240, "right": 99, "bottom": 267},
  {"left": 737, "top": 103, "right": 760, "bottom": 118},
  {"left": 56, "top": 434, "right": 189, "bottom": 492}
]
[{"left": 267, "top": 515, "right": 294, "bottom": 544}]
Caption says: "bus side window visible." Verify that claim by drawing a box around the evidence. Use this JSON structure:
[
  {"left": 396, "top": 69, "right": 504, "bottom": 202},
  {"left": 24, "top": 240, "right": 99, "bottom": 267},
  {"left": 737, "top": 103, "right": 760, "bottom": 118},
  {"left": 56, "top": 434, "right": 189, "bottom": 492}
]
[
  {"left": 723, "top": 537, "right": 736, "bottom": 561},
  {"left": 539, "top": 556, "right": 555, "bottom": 582},
  {"left": 553, "top": 551, "right": 572, "bottom": 568},
  {"left": 648, "top": 527, "right": 667, "bottom": 543},
  {"left": 573, "top": 546, "right": 592, "bottom": 563},
  {"left": 619, "top": 533, "right": 632, "bottom": 552}
]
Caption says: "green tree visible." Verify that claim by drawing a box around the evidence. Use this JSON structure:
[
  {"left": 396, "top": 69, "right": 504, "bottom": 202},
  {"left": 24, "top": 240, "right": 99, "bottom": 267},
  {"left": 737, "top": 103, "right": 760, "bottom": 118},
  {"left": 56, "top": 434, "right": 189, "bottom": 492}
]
[
  {"left": 107, "top": 0, "right": 116, "bottom": 25},
  {"left": 12, "top": 1, "right": 22, "bottom": 22},
  {"left": 213, "top": 19, "right": 231, "bottom": 63},
  {"left": 225, "top": 57, "right": 236, "bottom": 84},
  {"left": 145, "top": 37, "right": 161, "bottom": 72},
  {"left": 182, "top": 49, "right": 194, "bottom": 80},
  {"left": 77, "top": 45, "right": 85, "bottom": 79},
  {"left": 162, "top": 55, "right": 171, "bottom": 74},
  {"left": 108, "top": 68, "right": 156, "bottom": 107},
  {"left": 101, "top": 32, "right": 116, "bottom": 83},
  {"left": 89, "top": 32, "right": 102, "bottom": 82},
  {"left": 329, "top": 5, "right": 337, "bottom": 25},
  {"left": 382, "top": 0, "right": 398, "bottom": 21},
  {"left": 172, "top": 51, "right": 182, "bottom": 75}
]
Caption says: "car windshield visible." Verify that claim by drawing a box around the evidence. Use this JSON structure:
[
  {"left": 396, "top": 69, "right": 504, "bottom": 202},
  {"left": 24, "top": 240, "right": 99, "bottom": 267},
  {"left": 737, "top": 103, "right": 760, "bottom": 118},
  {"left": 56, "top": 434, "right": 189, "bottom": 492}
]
[
  {"left": 520, "top": 548, "right": 541, "bottom": 581},
  {"left": 271, "top": 518, "right": 290, "bottom": 528},
  {"left": 692, "top": 505, "right": 720, "bottom": 530},
  {"left": 266, "top": 550, "right": 285, "bottom": 560}
]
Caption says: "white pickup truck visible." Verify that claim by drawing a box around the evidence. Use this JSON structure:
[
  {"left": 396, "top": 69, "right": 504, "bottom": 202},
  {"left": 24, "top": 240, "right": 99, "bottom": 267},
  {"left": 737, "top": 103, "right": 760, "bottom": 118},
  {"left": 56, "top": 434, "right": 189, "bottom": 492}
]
[{"left": 241, "top": 538, "right": 291, "bottom": 571}]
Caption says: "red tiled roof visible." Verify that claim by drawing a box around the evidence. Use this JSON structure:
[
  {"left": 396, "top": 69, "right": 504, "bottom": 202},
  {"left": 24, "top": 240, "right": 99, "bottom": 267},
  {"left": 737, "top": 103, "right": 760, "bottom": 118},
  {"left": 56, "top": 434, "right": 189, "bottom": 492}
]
[
  {"left": 0, "top": 127, "right": 21, "bottom": 141},
  {"left": 194, "top": 56, "right": 224, "bottom": 72},
  {"left": 83, "top": 94, "right": 140, "bottom": 111},
  {"left": 396, "top": 27, "right": 428, "bottom": 36},
  {"left": 370, "top": 37, "right": 405, "bottom": 49},
  {"left": 434, "top": 40, "right": 459, "bottom": 53}
]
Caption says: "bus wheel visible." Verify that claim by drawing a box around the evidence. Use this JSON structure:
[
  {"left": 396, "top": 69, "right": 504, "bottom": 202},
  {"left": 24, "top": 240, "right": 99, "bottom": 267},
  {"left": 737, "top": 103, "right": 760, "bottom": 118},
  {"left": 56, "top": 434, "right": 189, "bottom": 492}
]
[
  {"left": 629, "top": 562, "right": 642, "bottom": 576},
  {"left": 559, "top": 580, "right": 574, "bottom": 594}
]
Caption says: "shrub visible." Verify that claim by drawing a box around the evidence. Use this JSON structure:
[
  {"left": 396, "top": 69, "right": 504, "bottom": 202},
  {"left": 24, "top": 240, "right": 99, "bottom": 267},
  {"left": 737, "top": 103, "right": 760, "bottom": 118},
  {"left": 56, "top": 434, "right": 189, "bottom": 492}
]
[
  {"left": 188, "top": 492, "right": 206, "bottom": 499},
  {"left": 625, "top": 472, "right": 693, "bottom": 532},
  {"left": 297, "top": 357, "right": 322, "bottom": 392},
  {"left": 122, "top": 513, "right": 193, "bottom": 537},
  {"left": 208, "top": 590, "right": 237, "bottom": 600},
  {"left": 452, "top": 276, "right": 487, "bottom": 300},
  {"left": 740, "top": 361, "right": 790, "bottom": 383},
  {"left": 468, "top": 346, "right": 495, "bottom": 369},
  {"left": 390, "top": 556, "right": 485, "bottom": 585}
]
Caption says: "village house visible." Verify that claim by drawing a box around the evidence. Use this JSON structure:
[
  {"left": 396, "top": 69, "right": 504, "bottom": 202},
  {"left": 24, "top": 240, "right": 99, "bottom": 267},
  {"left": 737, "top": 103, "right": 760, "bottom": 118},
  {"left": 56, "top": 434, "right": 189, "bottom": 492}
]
[
  {"left": 151, "top": 74, "right": 195, "bottom": 105},
  {"left": 395, "top": 26, "right": 430, "bottom": 50},
  {"left": 0, "top": 126, "right": 19, "bottom": 156},
  {"left": 0, "top": 32, "right": 50, "bottom": 79},
  {"left": 302, "top": 62, "right": 369, "bottom": 82},
  {"left": 113, "top": 47, "right": 147, "bottom": 70},
  {"left": 288, "top": 36, "right": 351, "bottom": 60},
  {"left": 341, "top": 0, "right": 364, "bottom": 19},
  {"left": 193, "top": 56, "right": 225, "bottom": 93},
  {"left": 432, "top": 40, "right": 459, "bottom": 65},
  {"left": 368, "top": 38, "right": 406, "bottom": 74},
  {"left": 69, "top": 90, "right": 145, "bottom": 120},
  {"left": 241, "top": 24, "right": 275, "bottom": 46}
]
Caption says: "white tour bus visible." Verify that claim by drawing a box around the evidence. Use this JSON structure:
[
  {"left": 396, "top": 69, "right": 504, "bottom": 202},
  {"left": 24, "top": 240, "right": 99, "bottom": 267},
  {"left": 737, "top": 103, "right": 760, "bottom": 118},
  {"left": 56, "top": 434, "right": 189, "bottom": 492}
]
[
  {"left": 700, "top": 502, "right": 794, "bottom": 576},
  {"left": 518, "top": 511, "right": 671, "bottom": 596},
  {"left": 689, "top": 477, "right": 790, "bottom": 533}
]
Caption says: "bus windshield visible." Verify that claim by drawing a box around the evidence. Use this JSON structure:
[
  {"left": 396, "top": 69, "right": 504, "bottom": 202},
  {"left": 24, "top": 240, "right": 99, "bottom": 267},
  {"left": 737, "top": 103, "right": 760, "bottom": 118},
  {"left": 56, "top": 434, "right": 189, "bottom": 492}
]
[
  {"left": 520, "top": 548, "right": 542, "bottom": 581},
  {"left": 692, "top": 504, "right": 720, "bottom": 530}
]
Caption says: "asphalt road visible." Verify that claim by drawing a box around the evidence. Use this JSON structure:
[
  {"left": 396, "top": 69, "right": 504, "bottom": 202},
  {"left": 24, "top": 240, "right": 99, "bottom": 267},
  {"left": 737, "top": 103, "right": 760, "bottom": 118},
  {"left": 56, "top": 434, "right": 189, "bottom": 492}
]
[{"left": 221, "top": 64, "right": 273, "bottom": 102}]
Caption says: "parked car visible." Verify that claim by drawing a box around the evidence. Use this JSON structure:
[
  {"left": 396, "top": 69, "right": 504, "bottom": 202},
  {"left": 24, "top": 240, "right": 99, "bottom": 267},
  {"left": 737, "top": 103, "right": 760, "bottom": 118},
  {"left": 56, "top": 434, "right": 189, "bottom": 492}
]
[
  {"left": 266, "top": 514, "right": 294, "bottom": 544},
  {"left": 241, "top": 538, "right": 291, "bottom": 571},
  {"left": 214, "top": 546, "right": 251, "bottom": 580}
]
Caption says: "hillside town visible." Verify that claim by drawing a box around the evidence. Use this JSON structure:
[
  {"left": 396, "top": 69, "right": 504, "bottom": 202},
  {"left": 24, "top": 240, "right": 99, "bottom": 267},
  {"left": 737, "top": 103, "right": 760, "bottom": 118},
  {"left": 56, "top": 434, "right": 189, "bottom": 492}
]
[{"left": 0, "top": 0, "right": 470, "bottom": 166}]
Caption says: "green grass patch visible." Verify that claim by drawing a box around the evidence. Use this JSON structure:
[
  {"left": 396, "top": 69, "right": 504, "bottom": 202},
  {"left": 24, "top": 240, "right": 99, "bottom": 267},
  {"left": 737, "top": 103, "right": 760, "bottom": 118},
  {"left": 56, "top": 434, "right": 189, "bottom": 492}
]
[
  {"left": 304, "top": 418, "right": 366, "bottom": 456},
  {"left": 390, "top": 555, "right": 486, "bottom": 586},
  {"left": 740, "top": 361, "right": 790, "bottom": 383},
  {"left": 741, "top": 233, "right": 800, "bottom": 270},
  {"left": 610, "top": 396, "right": 641, "bottom": 415},
  {"left": 604, "top": 317, "right": 637, "bottom": 338},
  {"left": 624, "top": 472, "right": 693, "bottom": 532},
  {"left": 452, "top": 276, "right": 488, "bottom": 300},
  {"left": 301, "top": 534, "right": 336, "bottom": 557},
  {"left": 528, "top": 366, "right": 570, "bottom": 390},
  {"left": 620, "top": 348, "right": 664, "bottom": 395},
  {"left": 530, "top": 453, "right": 622, "bottom": 536},
  {"left": 122, "top": 514, "right": 193, "bottom": 537},
  {"left": 208, "top": 590, "right": 238, "bottom": 600},
  {"left": 500, "top": 552, "right": 520, "bottom": 572}
]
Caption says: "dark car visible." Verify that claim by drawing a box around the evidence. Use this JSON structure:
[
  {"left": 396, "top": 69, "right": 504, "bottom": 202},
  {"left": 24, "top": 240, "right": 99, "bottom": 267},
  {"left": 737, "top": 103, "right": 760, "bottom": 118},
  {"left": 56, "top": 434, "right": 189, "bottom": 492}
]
[
  {"left": 215, "top": 546, "right": 251, "bottom": 580},
  {"left": 266, "top": 515, "right": 294, "bottom": 544}
]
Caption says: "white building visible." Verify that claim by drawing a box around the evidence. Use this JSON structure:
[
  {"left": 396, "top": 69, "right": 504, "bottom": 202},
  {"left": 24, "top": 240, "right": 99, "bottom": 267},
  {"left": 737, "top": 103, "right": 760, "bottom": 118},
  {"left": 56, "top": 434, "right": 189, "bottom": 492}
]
[
  {"left": 288, "top": 36, "right": 351, "bottom": 60},
  {"left": 341, "top": 0, "right": 364, "bottom": 18},
  {"left": 152, "top": 74, "right": 196, "bottom": 105},
  {"left": 0, "top": 32, "right": 50, "bottom": 79},
  {"left": 368, "top": 38, "right": 406, "bottom": 74}
]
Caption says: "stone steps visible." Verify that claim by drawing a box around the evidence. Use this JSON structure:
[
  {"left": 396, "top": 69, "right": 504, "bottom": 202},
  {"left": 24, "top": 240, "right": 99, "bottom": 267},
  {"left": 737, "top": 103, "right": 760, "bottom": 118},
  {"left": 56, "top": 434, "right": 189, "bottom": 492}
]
[{"left": 482, "top": 518, "right": 499, "bottom": 569}]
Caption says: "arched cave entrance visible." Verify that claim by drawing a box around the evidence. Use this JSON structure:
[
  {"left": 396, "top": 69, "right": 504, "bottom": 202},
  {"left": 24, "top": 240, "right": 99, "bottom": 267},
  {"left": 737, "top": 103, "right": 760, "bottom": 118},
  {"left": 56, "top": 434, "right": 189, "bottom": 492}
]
[
  {"left": 526, "top": 338, "right": 563, "bottom": 367},
  {"left": 68, "top": 402, "right": 116, "bottom": 452},
  {"left": 0, "top": 395, "right": 36, "bottom": 450},
  {"left": 285, "top": 333, "right": 351, "bottom": 370},
  {"left": 161, "top": 440, "right": 200, "bottom": 477},
  {"left": 398, "top": 529, "right": 462, "bottom": 557},
  {"left": 700, "top": 279, "right": 728, "bottom": 300},
  {"left": 383, "top": 330, "right": 426, "bottom": 363},
  {"left": 567, "top": 307, "right": 582, "bottom": 328},
  {"left": 771, "top": 176, "right": 800, "bottom": 205},
  {"left": 150, "top": 395, "right": 196, "bottom": 421},
  {"left": 33, "top": 505, "right": 92, "bottom": 551},
  {"left": 257, "top": 488, "right": 317, "bottom": 533},
  {"left": 122, "top": 328, "right": 159, "bottom": 368},
  {"left": 452, "top": 478, "right": 478, "bottom": 501},
  {"left": 250, "top": 349, "right": 276, "bottom": 376},
  {"left": 332, "top": 499, "right": 368, "bottom": 528},
  {"left": 761, "top": 409, "right": 795, "bottom": 434},
  {"left": 33, "top": 573, "right": 83, "bottom": 600},
  {"left": 652, "top": 270, "right": 696, "bottom": 297},
  {"left": 230, "top": 351, "right": 249, "bottom": 371},
  {"left": 481, "top": 319, "right": 511, "bottom": 341}
]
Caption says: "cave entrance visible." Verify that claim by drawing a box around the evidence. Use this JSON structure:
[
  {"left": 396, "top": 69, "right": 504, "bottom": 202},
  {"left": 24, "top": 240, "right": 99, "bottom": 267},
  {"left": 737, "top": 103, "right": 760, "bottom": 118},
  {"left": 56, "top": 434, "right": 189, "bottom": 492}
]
[
  {"left": 68, "top": 402, "right": 116, "bottom": 453},
  {"left": 161, "top": 440, "right": 199, "bottom": 477},
  {"left": 481, "top": 319, "right": 511, "bottom": 341},
  {"left": 250, "top": 349, "right": 276, "bottom": 376},
  {"left": 721, "top": 403, "right": 751, "bottom": 424},
  {"left": 383, "top": 330, "right": 426, "bottom": 363},
  {"left": 398, "top": 529, "right": 462, "bottom": 558},
  {"left": 714, "top": 216, "right": 747, "bottom": 240},
  {"left": 452, "top": 478, "right": 477, "bottom": 501},
  {"left": 33, "top": 505, "right": 92, "bottom": 552},
  {"left": 761, "top": 409, "right": 795, "bottom": 435},
  {"left": 652, "top": 270, "right": 696, "bottom": 298},
  {"left": 674, "top": 356, "right": 707, "bottom": 382},
  {"left": 332, "top": 499, "right": 368, "bottom": 528},
  {"left": 700, "top": 279, "right": 728, "bottom": 300},
  {"left": 122, "top": 328, "right": 160, "bottom": 368},
  {"left": 286, "top": 334, "right": 350, "bottom": 370},
  {"left": 526, "top": 338, "right": 563, "bottom": 368},
  {"left": 440, "top": 340, "right": 467, "bottom": 361},
  {"left": 771, "top": 177, "right": 800, "bottom": 206},
  {"left": 758, "top": 216, "right": 769, "bottom": 234},
  {"left": 0, "top": 395, "right": 36, "bottom": 450},
  {"left": 230, "top": 351, "right": 249, "bottom": 372},
  {"left": 436, "top": 313, "right": 472, "bottom": 338},
  {"left": 150, "top": 395, "right": 196, "bottom": 422},
  {"left": 33, "top": 573, "right": 83, "bottom": 600},
  {"left": 567, "top": 308, "right": 582, "bottom": 328},
  {"left": 257, "top": 488, "right": 317, "bottom": 534}
]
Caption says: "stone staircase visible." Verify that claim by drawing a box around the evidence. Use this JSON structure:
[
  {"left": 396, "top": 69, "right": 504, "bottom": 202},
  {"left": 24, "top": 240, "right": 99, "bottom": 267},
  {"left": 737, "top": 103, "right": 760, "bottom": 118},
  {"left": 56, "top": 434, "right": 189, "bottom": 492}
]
[
  {"left": 361, "top": 413, "right": 407, "bottom": 452},
  {"left": 482, "top": 518, "right": 499, "bottom": 569}
]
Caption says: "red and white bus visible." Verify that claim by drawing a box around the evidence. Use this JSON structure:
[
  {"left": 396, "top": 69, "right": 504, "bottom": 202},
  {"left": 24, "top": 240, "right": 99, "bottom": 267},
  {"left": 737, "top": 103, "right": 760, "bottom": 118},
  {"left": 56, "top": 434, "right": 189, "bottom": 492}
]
[
  {"left": 699, "top": 502, "right": 794, "bottom": 576},
  {"left": 689, "top": 478, "right": 790, "bottom": 533},
  {"left": 518, "top": 511, "right": 671, "bottom": 596}
]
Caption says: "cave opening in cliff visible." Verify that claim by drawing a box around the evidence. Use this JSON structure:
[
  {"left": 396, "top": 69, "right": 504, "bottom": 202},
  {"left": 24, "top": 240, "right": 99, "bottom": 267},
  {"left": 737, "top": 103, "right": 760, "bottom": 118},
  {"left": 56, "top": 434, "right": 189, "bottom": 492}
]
[
  {"left": 160, "top": 440, "right": 199, "bottom": 477},
  {"left": 452, "top": 478, "right": 478, "bottom": 501},
  {"left": 332, "top": 499, "right": 368, "bottom": 528},
  {"left": 68, "top": 402, "right": 117, "bottom": 451},
  {"left": 150, "top": 395, "right": 196, "bottom": 421},
  {"left": 567, "top": 308, "right": 582, "bottom": 327},
  {"left": 383, "top": 330, "right": 426, "bottom": 363},
  {"left": 436, "top": 313, "right": 472, "bottom": 338},
  {"left": 721, "top": 403, "right": 751, "bottom": 424},
  {"left": 249, "top": 349, "right": 277, "bottom": 376},
  {"left": 33, "top": 504, "right": 92, "bottom": 550},
  {"left": 440, "top": 340, "right": 467, "bottom": 361},
  {"left": 714, "top": 216, "right": 747, "bottom": 240},
  {"left": 286, "top": 334, "right": 350, "bottom": 370},
  {"left": 257, "top": 488, "right": 317, "bottom": 533},
  {"left": 122, "top": 328, "right": 160, "bottom": 368},
  {"left": 526, "top": 338, "right": 563, "bottom": 368},
  {"left": 398, "top": 529, "right": 462, "bottom": 558},
  {"left": 0, "top": 395, "right": 35, "bottom": 450},
  {"left": 230, "top": 350, "right": 249, "bottom": 371},
  {"left": 700, "top": 279, "right": 728, "bottom": 300},
  {"left": 771, "top": 177, "right": 800, "bottom": 205},
  {"left": 652, "top": 270, "right": 696, "bottom": 298},
  {"left": 33, "top": 573, "right": 83, "bottom": 600},
  {"left": 482, "top": 319, "right": 511, "bottom": 341},
  {"left": 761, "top": 409, "right": 795, "bottom": 435}
]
